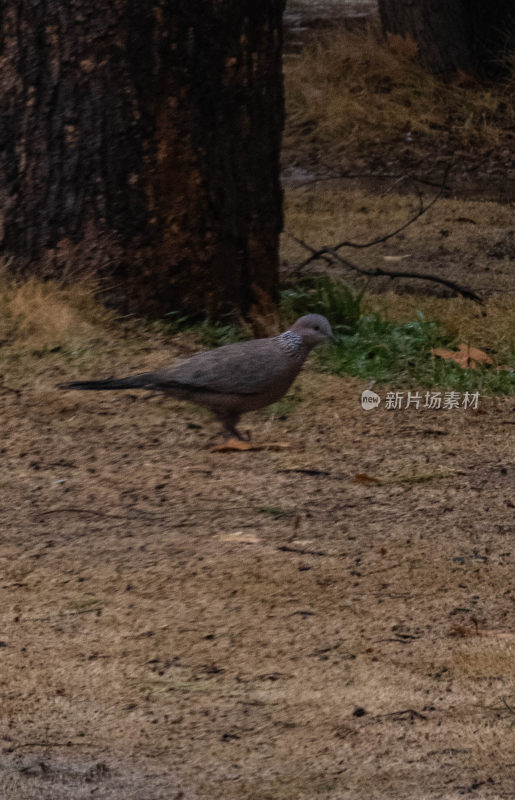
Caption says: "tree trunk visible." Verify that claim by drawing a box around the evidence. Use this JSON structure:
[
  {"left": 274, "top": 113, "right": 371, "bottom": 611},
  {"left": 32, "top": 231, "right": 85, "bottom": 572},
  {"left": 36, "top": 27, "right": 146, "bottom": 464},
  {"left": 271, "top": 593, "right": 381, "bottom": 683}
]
[
  {"left": 0, "top": 1, "right": 285, "bottom": 324},
  {"left": 378, "top": 0, "right": 515, "bottom": 78}
]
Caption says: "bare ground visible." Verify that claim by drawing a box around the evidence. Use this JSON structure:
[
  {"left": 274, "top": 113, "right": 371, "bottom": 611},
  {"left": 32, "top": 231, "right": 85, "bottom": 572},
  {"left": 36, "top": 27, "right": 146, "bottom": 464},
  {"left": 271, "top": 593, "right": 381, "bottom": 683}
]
[{"left": 1, "top": 343, "right": 514, "bottom": 798}]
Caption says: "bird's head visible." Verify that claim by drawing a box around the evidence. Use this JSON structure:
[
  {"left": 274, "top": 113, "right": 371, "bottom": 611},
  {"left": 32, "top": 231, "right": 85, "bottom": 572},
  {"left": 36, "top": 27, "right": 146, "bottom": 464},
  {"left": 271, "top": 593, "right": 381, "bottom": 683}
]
[{"left": 290, "top": 314, "right": 335, "bottom": 347}]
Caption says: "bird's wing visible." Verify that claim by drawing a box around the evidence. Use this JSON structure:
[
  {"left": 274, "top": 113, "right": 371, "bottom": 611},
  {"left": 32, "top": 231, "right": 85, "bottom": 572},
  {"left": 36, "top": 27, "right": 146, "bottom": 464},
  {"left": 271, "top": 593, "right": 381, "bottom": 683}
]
[{"left": 152, "top": 339, "right": 292, "bottom": 396}]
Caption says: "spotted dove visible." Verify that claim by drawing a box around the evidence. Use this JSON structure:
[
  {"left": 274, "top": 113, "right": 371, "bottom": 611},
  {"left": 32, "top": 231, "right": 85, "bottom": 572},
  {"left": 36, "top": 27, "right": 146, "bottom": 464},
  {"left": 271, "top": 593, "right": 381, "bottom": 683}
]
[{"left": 59, "top": 314, "right": 334, "bottom": 442}]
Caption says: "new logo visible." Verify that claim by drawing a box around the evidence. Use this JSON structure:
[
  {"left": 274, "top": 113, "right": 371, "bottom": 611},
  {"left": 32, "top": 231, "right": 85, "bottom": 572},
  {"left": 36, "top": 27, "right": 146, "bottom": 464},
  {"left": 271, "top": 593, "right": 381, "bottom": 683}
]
[{"left": 361, "top": 389, "right": 381, "bottom": 410}]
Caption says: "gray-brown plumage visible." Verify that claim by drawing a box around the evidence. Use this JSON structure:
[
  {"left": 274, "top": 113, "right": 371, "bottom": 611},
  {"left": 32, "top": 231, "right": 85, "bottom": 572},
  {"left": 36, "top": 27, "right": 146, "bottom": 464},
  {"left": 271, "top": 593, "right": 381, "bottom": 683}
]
[{"left": 59, "top": 314, "right": 334, "bottom": 440}]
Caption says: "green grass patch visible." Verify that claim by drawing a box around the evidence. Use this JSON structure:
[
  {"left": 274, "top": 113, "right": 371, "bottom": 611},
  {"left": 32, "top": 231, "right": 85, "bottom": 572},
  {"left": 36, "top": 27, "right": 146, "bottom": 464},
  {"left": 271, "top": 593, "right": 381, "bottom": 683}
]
[
  {"left": 323, "top": 313, "right": 514, "bottom": 394},
  {"left": 161, "top": 311, "right": 245, "bottom": 348},
  {"left": 194, "top": 319, "right": 245, "bottom": 348},
  {"left": 282, "top": 276, "right": 364, "bottom": 335},
  {"left": 282, "top": 278, "right": 515, "bottom": 394}
]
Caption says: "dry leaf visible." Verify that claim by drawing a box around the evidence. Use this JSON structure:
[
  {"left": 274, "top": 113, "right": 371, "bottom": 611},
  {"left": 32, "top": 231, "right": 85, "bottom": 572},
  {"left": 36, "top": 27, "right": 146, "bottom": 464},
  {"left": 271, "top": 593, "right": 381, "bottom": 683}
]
[
  {"left": 211, "top": 438, "right": 291, "bottom": 452},
  {"left": 383, "top": 255, "right": 410, "bottom": 262},
  {"left": 386, "top": 32, "right": 419, "bottom": 60},
  {"left": 354, "top": 473, "right": 381, "bottom": 485},
  {"left": 431, "top": 344, "right": 494, "bottom": 369}
]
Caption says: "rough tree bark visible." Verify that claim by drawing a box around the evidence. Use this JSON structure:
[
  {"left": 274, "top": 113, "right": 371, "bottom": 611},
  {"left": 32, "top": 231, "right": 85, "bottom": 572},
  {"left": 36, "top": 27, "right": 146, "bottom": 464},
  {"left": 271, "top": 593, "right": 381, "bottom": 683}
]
[
  {"left": 0, "top": 1, "right": 285, "bottom": 323},
  {"left": 378, "top": 0, "right": 515, "bottom": 78}
]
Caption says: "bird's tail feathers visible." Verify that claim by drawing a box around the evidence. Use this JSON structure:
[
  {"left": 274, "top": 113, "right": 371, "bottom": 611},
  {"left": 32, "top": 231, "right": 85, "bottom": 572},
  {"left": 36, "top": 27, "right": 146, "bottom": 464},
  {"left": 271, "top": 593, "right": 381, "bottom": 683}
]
[{"left": 58, "top": 373, "right": 154, "bottom": 391}]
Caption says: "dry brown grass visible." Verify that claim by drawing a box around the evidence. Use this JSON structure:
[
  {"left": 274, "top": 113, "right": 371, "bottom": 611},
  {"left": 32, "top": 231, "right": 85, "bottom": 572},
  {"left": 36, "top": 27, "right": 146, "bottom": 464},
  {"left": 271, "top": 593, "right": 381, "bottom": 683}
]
[
  {"left": 451, "top": 636, "right": 515, "bottom": 682},
  {"left": 282, "top": 184, "right": 515, "bottom": 258},
  {"left": 0, "top": 271, "right": 115, "bottom": 352},
  {"left": 284, "top": 24, "right": 515, "bottom": 158}
]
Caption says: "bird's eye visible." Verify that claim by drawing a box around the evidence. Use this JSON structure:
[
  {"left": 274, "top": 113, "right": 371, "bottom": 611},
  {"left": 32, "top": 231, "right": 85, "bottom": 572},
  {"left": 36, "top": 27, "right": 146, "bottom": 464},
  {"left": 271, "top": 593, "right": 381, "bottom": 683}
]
[{"left": 314, "top": 325, "right": 319, "bottom": 330}]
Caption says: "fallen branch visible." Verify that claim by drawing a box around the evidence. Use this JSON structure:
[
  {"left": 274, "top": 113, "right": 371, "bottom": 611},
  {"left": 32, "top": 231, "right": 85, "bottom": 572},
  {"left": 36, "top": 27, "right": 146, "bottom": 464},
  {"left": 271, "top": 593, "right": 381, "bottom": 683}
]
[
  {"left": 6, "top": 741, "right": 90, "bottom": 751},
  {"left": 21, "top": 606, "right": 103, "bottom": 623},
  {"left": 286, "top": 164, "right": 482, "bottom": 302},
  {"left": 32, "top": 507, "right": 134, "bottom": 520},
  {"left": 287, "top": 232, "right": 334, "bottom": 267},
  {"left": 290, "top": 240, "right": 483, "bottom": 303},
  {"left": 292, "top": 165, "right": 451, "bottom": 270},
  {"left": 329, "top": 246, "right": 482, "bottom": 302},
  {"left": 277, "top": 545, "right": 327, "bottom": 557}
]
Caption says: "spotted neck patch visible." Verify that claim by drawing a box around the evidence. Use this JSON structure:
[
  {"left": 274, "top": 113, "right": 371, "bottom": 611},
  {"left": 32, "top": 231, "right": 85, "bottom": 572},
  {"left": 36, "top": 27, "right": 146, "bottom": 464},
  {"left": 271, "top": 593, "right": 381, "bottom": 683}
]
[{"left": 277, "top": 330, "right": 305, "bottom": 357}]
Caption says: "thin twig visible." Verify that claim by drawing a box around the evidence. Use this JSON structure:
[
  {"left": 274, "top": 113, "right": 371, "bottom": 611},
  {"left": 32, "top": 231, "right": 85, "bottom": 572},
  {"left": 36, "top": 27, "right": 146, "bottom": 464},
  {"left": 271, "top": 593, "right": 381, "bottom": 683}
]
[
  {"left": 6, "top": 742, "right": 90, "bottom": 751},
  {"left": 375, "top": 708, "right": 427, "bottom": 721},
  {"left": 21, "top": 606, "right": 103, "bottom": 623},
  {"left": 31, "top": 507, "right": 201, "bottom": 531},
  {"left": 287, "top": 232, "right": 334, "bottom": 266},
  {"left": 315, "top": 156, "right": 455, "bottom": 192},
  {"left": 362, "top": 562, "right": 402, "bottom": 576},
  {"left": 379, "top": 173, "right": 425, "bottom": 204},
  {"left": 32, "top": 508, "right": 135, "bottom": 520},
  {"left": 277, "top": 545, "right": 328, "bottom": 557},
  {"left": 503, "top": 697, "right": 515, "bottom": 715},
  {"left": 288, "top": 234, "right": 482, "bottom": 302},
  {"left": 292, "top": 165, "right": 451, "bottom": 270},
  {"left": 323, "top": 246, "right": 483, "bottom": 303}
]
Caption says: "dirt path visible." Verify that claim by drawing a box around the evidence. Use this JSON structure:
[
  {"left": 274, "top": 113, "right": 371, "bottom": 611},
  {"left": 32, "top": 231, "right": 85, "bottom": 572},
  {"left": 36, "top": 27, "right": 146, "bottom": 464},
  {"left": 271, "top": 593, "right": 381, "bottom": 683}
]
[{"left": 1, "top": 359, "right": 514, "bottom": 799}]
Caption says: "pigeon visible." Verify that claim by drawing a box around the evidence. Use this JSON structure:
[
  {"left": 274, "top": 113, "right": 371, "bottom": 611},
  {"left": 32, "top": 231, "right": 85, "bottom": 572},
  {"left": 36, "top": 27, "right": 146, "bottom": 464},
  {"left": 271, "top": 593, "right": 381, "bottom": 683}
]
[{"left": 59, "top": 314, "right": 334, "bottom": 445}]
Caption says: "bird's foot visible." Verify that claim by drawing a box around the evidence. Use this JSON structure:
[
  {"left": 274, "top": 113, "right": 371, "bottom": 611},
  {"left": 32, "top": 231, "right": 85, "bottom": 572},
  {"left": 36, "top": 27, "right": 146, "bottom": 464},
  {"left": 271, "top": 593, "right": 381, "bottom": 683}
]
[{"left": 210, "top": 437, "right": 292, "bottom": 452}]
